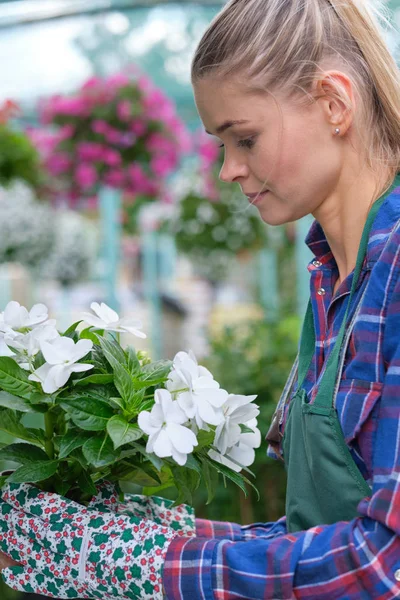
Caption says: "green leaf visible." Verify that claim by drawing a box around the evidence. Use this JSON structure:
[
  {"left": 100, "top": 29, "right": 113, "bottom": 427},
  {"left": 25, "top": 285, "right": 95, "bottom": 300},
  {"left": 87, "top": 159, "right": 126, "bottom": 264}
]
[
  {"left": 126, "top": 443, "right": 164, "bottom": 471},
  {"left": 183, "top": 454, "right": 202, "bottom": 475},
  {"left": 107, "top": 415, "right": 143, "bottom": 449},
  {"left": 73, "top": 374, "right": 114, "bottom": 387},
  {"left": 0, "top": 475, "right": 8, "bottom": 488},
  {"left": 0, "top": 391, "right": 32, "bottom": 412},
  {"left": 125, "top": 346, "right": 140, "bottom": 376},
  {"left": 0, "top": 443, "right": 48, "bottom": 464},
  {"left": 60, "top": 398, "right": 114, "bottom": 431},
  {"left": 112, "top": 362, "right": 136, "bottom": 407},
  {"left": 195, "top": 429, "right": 215, "bottom": 450},
  {"left": 0, "top": 357, "right": 35, "bottom": 399},
  {"left": 53, "top": 479, "right": 71, "bottom": 497},
  {"left": 205, "top": 456, "right": 260, "bottom": 501},
  {"left": 77, "top": 469, "right": 97, "bottom": 497},
  {"left": 133, "top": 360, "right": 172, "bottom": 388},
  {"left": 63, "top": 321, "right": 82, "bottom": 337},
  {"left": 98, "top": 336, "right": 127, "bottom": 370},
  {"left": 56, "top": 431, "right": 91, "bottom": 459},
  {"left": 29, "top": 392, "right": 54, "bottom": 406},
  {"left": 239, "top": 424, "right": 255, "bottom": 434},
  {"left": 8, "top": 460, "right": 59, "bottom": 483},
  {"left": 82, "top": 436, "right": 119, "bottom": 468},
  {"left": 0, "top": 409, "right": 44, "bottom": 446},
  {"left": 200, "top": 458, "right": 218, "bottom": 504},
  {"left": 79, "top": 328, "right": 102, "bottom": 345}
]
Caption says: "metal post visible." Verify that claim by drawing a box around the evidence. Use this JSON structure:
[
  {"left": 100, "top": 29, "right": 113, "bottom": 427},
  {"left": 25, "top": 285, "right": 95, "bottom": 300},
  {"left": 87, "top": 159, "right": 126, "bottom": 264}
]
[{"left": 99, "top": 186, "right": 121, "bottom": 311}]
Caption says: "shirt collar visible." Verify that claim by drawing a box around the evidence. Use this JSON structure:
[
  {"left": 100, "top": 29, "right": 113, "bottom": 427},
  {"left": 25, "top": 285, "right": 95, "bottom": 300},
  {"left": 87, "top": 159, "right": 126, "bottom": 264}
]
[{"left": 305, "top": 176, "right": 400, "bottom": 269}]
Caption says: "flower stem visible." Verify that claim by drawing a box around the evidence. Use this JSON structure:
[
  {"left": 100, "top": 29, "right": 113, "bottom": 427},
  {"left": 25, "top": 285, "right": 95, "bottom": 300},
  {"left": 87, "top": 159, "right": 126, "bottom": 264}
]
[{"left": 44, "top": 411, "right": 55, "bottom": 459}]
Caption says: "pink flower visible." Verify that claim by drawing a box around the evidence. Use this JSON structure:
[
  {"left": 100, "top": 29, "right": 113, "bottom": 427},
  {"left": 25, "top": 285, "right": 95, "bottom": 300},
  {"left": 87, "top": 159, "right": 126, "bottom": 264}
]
[
  {"left": 150, "top": 155, "right": 176, "bottom": 178},
  {"left": 106, "top": 73, "right": 130, "bottom": 88},
  {"left": 92, "top": 120, "right": 109, "bottom": 135},
  {"left": 46, "top": 152, "right": 71, "bottom": 175},
  {"left": 104, "top": 169, "right": 125, "bottom": 188},
  {"left": 75, "top": 164, "right": 98, "bottom": 190},
  {"left": 81, "top": 77, "right": 102, "bottom": 91},
  {"left": 130, "top": 120, "right": 147, "bottom": 137},
  {"left": 77, "top": 142, "right": 104, "bottom": 162},
  {"left": 102, "top": 149, "right": 122, "bottom": 167},
  {"left": 104, "top": 127, "right": 124, "bottom": 145},
  {"left": 117, "top": 101, "right": 131, "bottom": 122}
]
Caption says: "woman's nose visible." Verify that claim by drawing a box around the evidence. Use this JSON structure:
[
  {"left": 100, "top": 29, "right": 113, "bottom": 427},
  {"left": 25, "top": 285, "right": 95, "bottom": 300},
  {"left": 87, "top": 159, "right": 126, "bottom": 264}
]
[{"left": 219, "top": 156, "right": 249, "bottom": 184}]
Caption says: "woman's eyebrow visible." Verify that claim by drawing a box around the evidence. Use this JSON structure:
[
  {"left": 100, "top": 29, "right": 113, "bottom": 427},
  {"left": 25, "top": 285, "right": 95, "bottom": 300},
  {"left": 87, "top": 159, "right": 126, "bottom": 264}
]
[{"left": 205, "top": 119, "right": 250, "bottom": 135}]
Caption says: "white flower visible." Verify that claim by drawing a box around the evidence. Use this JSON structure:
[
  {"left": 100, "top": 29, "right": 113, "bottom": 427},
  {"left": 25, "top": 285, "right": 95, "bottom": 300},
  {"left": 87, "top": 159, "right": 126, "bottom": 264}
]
[
  {"left": 208, "top": 417, "right": 261, "bottom": 473},
  {"left": 82, "top": 302, "right": 146, "bottom": 339},
  {"left": 0, "top": 301, "right": 49, "bottom": 332},
  {"left": 5, "top": 320, "right": 59, "bottom": 363},
  {"left": 138, "top": 388, "right": 198, "bottom": 466},
  {"left": 166, "top": 350, "right": 227, "bottom": 428},
  {"left": 214, "top": 394, "right": 259, "bottom": 455},
  {"left": 28, "top": 337, "right": 93, "bottom": 394},
  {"left": 0, "top": 334, "right": 15, "bottom": 357}
]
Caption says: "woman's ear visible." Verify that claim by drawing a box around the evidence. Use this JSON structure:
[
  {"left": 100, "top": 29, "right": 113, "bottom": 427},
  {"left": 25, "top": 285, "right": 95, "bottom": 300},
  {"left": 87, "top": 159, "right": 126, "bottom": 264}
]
[{"left": 315, "top": 70, "right": 355, "bottom": 135}]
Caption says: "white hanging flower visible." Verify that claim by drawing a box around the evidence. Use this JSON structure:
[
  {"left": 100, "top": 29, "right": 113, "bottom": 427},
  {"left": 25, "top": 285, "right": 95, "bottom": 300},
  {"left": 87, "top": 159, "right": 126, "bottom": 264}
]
[
  {"left": 0, "top": 301, "right": 49, "bottom": 332},
  {"left": 81, "top": 302, "right": 146, "bottom": 339},
  {"left": 208, "top": 417, "right": 261, "bottom": 473},
  {"left": 213, "top": 394, "right": 259, "bottom": 455},
  {"left": 138, "top": 388, "right": 198, "bottom": 466},
  {"left": 28, "top": 337, "right": 93, "bottom": 394}
]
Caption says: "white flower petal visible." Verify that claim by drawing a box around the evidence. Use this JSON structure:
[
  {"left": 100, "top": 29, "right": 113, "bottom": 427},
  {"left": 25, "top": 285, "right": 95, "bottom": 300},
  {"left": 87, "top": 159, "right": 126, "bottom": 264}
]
[
  {"left": 52, "top": 364, "right": 73, "bottom": 389},
  {"left": 153, "top": 428, "right": 173, "bottom": 458},
  {"left": 207, "top": 449, "right": 242, "bottom": 472},
  {"left": 92, "top": 302, "right": 119, "bottom": 324},
  {"left": 177, "top": 391, "right": 196, "bottom": 419},
  {"left": 120, "top": 325, "right": 147, "bottom": 339},
  {"left": 166, "top": 400, "right": 187, "bottom": 425},
  {"left": 171, "top": 448, "right": 187, "bottom": 466},
  {"left": 230, "top": 405, "right": 260, "bottom": 424},
  {"left": 197, "top": 400, "right": 223, "bottom": 426},
  {"left": 28, "top": 363, "right": 51, "bottom": 384},
  {"left": 41, "top": 337, "right": 74, "bottom": 364},
  {"left": 138, "top": 411, "right": 154, "bottom": 435},
  {"left": 72, "top": 339, "right": 93, "bottom": 362},
  {"left": 70, "top": 363, "right": 93, "bottom": 374},
  {"left": 194, "top": 376, "right": 220, "bottom": 391},
  {"left": 227, "top": 442, "right": 255, "bottom": 467},
  {"left": 81, "top": 313, "right": 109, "bottom": 329},
  {"left": 166, "top": 422, "right": 197, "bottom": 454}
]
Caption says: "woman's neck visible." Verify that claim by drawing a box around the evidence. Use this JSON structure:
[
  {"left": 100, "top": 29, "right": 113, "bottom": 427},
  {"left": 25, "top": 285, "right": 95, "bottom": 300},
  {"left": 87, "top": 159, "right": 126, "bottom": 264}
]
[{"left": 313, "top": 168, "right": 390, "bottom": 286}]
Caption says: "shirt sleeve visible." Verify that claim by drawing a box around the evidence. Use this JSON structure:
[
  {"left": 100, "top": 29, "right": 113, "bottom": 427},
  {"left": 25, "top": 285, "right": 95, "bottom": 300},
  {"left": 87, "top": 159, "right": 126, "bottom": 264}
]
[
  {"left": 163, "top": 274, "right": 400, "bottom": 599},
  {"left": 195, "top": 515, "right": 287, "bottom": 540}
]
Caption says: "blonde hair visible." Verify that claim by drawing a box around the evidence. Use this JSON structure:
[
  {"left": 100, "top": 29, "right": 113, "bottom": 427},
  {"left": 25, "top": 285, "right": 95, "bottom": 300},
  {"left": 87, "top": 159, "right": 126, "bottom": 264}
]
[{"left": 191, "top": 0, "right": 400, "bottom": 196}]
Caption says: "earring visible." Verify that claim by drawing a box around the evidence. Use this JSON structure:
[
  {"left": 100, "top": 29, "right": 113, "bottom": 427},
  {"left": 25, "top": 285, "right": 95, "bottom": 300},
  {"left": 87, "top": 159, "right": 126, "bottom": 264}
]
[{"left": 334, "top": 127, "right": 340, "bottom": 135}]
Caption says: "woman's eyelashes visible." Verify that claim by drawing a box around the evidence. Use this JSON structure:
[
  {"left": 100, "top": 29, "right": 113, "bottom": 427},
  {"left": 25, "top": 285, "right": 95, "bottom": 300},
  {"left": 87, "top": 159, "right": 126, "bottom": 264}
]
[{"left": 219, "top": 137, "right": 256, "bottom": 150}]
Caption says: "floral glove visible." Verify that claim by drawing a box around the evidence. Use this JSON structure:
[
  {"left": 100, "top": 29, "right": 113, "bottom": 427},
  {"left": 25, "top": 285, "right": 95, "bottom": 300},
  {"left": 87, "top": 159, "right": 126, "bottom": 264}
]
[
  {"left": 0, "top": 482, "right": 190, "bottom": 599},
  {"left": 89, "top": 480, "right": 196, "bottom": 536}
]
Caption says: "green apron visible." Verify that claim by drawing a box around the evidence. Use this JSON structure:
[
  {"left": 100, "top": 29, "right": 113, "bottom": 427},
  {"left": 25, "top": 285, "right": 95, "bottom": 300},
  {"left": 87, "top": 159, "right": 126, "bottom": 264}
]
[{"left": 278, "top": 177, "right": 400, "bottom": 534}]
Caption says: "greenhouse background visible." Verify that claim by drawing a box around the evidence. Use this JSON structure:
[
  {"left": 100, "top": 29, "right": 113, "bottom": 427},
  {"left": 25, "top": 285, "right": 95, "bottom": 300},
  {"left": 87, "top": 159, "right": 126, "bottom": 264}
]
[{"left": 0, "top": 0, "right": 399, "bottom": 598}]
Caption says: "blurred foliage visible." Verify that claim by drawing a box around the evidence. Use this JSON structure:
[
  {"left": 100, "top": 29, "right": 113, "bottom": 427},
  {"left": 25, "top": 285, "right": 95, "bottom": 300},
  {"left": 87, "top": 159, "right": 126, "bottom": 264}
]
[
  {"left": 0, "top": 125, "right": 43, "bottom": 191},
  {"left": 193, "top": 314, "right": 300, "bottom": 524}
]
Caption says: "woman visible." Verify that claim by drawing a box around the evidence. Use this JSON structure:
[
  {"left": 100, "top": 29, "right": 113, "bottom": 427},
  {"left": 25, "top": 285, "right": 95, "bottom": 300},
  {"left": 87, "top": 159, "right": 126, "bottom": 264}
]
[{"left": 1, "top": 0, "right": 400, "bottom": 598}]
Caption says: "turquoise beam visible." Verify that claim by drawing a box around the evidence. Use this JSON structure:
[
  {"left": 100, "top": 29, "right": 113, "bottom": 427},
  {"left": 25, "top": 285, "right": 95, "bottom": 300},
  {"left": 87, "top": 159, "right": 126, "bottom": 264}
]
[
  {"left": 295, "top": 215, "right": 314, "bottom": 318},
  {"left": 157, "top": 233, "right": 177, "bottom": 291},
  {"left": 99, "top": 187, "right": 122, "bottom": 311},
  {"left": 142, "top": 231, "right": 162, "bottom": 360},
  {"left": 258, "top": 246, "right": 279, "bottom": 322}
]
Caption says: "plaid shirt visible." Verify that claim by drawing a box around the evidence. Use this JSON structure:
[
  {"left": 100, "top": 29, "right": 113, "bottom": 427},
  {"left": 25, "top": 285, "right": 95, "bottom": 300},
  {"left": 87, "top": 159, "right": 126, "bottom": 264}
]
[{"left": 163, "top": 181, "right": 400, "bottom": 600}]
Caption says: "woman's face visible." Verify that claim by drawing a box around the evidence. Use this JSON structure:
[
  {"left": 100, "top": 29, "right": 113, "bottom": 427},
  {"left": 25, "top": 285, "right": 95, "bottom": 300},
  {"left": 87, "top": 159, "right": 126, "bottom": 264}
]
[{"left": 193, "top": 77, "right": 345, "bottom": 226}]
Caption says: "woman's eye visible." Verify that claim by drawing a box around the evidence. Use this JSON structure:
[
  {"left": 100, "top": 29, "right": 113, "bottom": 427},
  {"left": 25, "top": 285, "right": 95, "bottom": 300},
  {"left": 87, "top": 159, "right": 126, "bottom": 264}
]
[{"left": 237, "top": 138, "right": 255, "bottom": 149}]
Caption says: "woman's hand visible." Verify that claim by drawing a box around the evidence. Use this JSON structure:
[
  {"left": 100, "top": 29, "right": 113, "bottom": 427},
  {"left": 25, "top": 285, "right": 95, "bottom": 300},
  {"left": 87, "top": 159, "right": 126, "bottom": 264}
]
[
  {"left": 89, "top": 480, "right": 196, "bottom": 536},
  {"left": 0, "top": 551, "right": 19, "bottom": 572},
  {"left": 0, "top": 482, "right": 194, "bottom": 599}
]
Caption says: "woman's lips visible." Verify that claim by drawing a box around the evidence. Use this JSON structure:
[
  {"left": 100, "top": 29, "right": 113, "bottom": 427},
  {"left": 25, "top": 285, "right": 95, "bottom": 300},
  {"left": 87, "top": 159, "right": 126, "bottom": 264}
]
[{"left": 246, "top": 191, "right": 269, "bottom": 205}]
